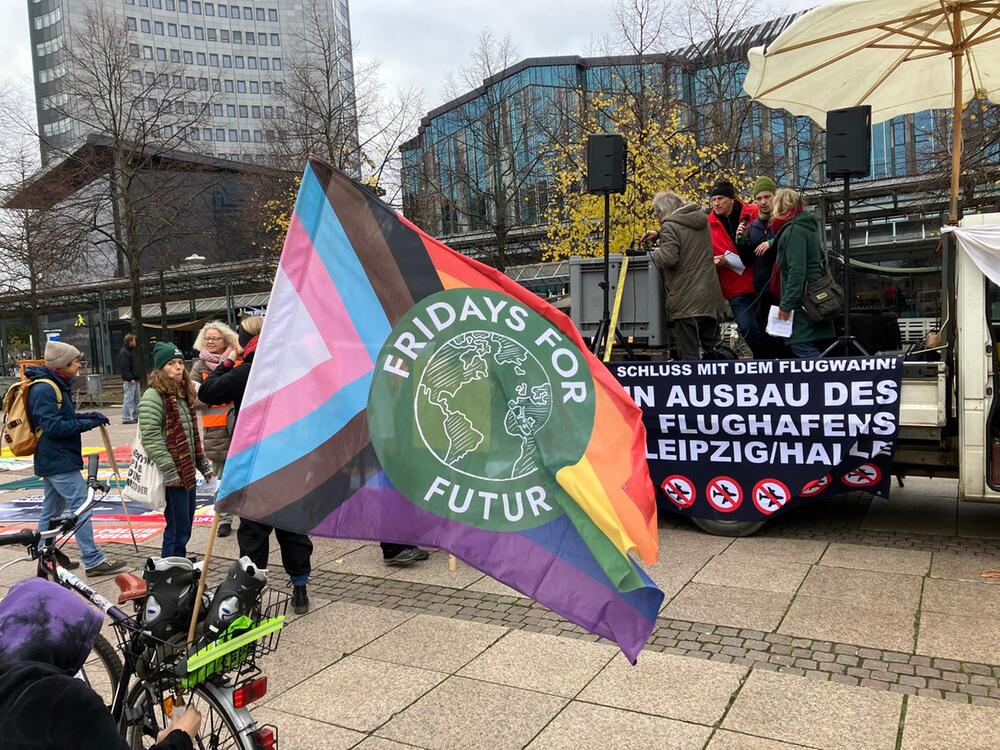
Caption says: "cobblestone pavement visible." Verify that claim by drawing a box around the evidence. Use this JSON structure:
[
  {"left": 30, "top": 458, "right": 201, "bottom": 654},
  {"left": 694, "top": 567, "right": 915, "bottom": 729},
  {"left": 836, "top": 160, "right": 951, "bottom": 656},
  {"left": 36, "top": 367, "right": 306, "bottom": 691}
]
[{"left": 0, "top": 420, "right": 995, "bottom": 748}]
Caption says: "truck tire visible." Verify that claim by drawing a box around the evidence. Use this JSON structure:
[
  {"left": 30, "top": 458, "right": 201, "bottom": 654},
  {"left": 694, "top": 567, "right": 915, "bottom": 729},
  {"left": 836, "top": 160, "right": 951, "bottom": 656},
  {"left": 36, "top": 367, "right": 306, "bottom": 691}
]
[{"left": 691, "top": 518, "right": 766, "bottom": 537}]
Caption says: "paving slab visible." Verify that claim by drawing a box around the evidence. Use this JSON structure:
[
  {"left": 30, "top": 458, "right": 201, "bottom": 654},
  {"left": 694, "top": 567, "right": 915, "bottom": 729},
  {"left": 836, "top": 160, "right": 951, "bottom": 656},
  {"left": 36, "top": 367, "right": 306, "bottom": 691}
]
[
  {"left": 723, "top": 670, "right": 902, "bottom": 750},
  {"left": 526, "top": 700, "right": 712, "bottom": 750},
  {"left": 306, "top": 538, "right": 371, "bottom": 567},
  {"left": 956, "top": 500, "right": 1000, "bottom": 539},
  {"left": 920, "top": 577, "right": 1000, "bottom": 618},
  {"left": 796, "top": 566, "right": 922, "bottom": 609},
  {"left": 779, "top": 595, "right": 916, "bottom": 653},
  {"left": 663, "top": 582, "right": 792, "bottom": 631},
  {"left": 267, "top": 655, "right": 445, "bottom": 733},
  {"left": 901, "top": 695, "right": 1000, "bottom": 749},
  {"left": 389, "top": 552, "right": 484, "bottom": 588},
  {"left": 862, "top": 488, "right": 956, "bottom": 536},
  {"left": 916, "top": 610, "right": 1000, "bottom": 664},
  {"left": 376, "top": 675, "right": 566, "bottom": 750},
  {"left": 577, "top": 650, "right": 746, "bottom": 725},
  {"left": 283, "top": 601, "right": 414, "bottom": 655},
  {"left": 323, "top": 546, "right": 398, "bottom": 579},
  {"left": 707, "top": 731, "right": 818, "bottom": 749},
  {"left": 356, "top": 613, "right": 507, "bottom": 673},
  {"left": 930, "top": 551, "right": 1000, "bottom": 584},
  {"left": 818, "top": 543, "right": 931, "bottom": 576},
  {"left": 693, "top": 552, "right": 811, "bottom": 595},
  {"left": 354, "top": 739, "right": 430, "bottom": 750},
  {"left": 255, "top": 637, "right": 343, "bottom": 704},
  {"left": 458, "top": 629, "right": 615, "bottom": 697},
  {"left": 463, "top": 574, "right": 520, "bottom": 598},
  {"left": 250, "top": 706, "right": 364, "bottom": 750},
  {"left": 723, "top": 537, "right": 828, "bottom": 564}
]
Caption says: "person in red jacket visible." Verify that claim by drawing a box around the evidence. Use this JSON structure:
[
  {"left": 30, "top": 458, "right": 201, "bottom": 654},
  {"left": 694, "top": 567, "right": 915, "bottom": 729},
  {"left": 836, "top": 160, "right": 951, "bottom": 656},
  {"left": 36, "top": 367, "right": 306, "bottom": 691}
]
[{"left": 707, "top": 180, "right": 766, "bottom": 357}]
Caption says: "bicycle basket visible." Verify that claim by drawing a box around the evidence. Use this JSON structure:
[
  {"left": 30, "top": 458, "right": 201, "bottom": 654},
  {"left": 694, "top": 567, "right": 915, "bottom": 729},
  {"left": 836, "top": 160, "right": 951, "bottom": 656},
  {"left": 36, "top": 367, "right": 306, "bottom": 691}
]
[{"left": 110, "top": 617, "right": 189, "bottom": 698}]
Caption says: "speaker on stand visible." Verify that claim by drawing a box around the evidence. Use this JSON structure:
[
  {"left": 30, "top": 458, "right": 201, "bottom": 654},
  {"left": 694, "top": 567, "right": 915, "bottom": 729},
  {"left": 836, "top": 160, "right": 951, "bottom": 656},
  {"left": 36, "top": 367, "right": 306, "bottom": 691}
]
[
  {"left": 824, "top": 105, "right": 872, "bottom": 357},
  {"left": 586, "top": 134, "right": 633, "bottom": 358}
]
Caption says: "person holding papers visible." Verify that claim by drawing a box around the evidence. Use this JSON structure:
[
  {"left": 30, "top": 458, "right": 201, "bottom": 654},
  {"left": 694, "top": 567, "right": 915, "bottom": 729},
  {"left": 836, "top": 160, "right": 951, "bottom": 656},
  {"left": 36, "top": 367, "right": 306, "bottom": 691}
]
[
  {"left": 707, "top": 180, "right": 766, "bottom": 357},
  {"left": 771, "top": 188, "right": 836, "bottom": 358}
]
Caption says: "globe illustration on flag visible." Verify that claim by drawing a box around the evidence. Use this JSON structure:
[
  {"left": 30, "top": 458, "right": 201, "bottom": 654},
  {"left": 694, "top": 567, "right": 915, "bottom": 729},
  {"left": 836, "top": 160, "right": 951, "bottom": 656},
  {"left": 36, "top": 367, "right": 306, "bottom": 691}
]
[{"left": 414, "top": 330, "right": 553, "bottom": 482}]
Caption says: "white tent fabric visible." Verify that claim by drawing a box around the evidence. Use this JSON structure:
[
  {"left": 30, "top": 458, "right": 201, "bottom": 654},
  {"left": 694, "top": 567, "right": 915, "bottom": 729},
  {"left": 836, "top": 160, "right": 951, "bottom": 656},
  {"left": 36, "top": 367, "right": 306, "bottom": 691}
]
[
  {"left": 942, "top": 224, "right": 1000, "bottom": 289},
  {"left": 743, "top": 0, "right": 1000, "bottom": 127}
]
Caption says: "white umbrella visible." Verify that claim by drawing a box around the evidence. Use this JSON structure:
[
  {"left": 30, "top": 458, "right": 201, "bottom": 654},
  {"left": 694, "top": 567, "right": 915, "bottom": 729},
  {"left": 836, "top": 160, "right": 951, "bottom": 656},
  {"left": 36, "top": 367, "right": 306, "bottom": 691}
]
[{"left": 743, "top": 0, "right": 1000, "bottom": 219}]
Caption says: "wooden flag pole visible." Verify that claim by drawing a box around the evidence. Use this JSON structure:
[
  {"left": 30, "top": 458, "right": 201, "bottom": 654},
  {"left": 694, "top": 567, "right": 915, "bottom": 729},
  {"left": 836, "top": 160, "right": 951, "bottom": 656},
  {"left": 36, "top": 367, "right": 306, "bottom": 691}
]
[
  {"left": 186, "top": 511, "right": 220, "bottom": 647},
  {"left": 99, "top": 425, "right": 139, "bottom": 553},
  {"left": 448, "top": 553, "right": 457, "bottom": 573}
]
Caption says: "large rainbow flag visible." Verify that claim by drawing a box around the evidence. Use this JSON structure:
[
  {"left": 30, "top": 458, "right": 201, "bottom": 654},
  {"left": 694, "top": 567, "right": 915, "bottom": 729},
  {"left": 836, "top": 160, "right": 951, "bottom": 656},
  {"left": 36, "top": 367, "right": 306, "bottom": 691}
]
[{"left": 218, "top": 158, "right": 663, "bottom": 661}]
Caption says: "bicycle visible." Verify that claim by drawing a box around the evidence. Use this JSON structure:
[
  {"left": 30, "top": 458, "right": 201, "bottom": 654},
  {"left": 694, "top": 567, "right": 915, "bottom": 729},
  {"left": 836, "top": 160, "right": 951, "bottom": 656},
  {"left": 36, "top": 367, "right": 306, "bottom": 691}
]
[{"left": 0, "top": 454, "right": 285, "bottom": 750}]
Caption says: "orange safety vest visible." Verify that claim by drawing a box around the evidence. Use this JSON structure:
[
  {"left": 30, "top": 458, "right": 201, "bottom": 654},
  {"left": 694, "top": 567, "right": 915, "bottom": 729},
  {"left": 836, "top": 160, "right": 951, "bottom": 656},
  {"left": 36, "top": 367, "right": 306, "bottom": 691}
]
[{"left": 199, "top": 369, "right": 232, "bottom": 429}]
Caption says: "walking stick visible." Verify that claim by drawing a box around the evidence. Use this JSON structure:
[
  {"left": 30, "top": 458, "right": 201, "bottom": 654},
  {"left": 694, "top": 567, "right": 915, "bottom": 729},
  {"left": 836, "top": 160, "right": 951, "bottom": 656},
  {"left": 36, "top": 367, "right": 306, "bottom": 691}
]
[{"left": 99, "top": 425, "right": 139, "bottom": 553}]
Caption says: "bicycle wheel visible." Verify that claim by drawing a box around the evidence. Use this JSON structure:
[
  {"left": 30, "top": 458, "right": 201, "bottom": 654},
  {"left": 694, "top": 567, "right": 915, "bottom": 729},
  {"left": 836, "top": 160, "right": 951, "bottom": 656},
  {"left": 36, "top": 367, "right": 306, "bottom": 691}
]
[
  {"left": 78, "top": 634, "right": 122, "bottom": 710},
  {"left": 123, "top": 680, "right": 255, "bottom": 750}
]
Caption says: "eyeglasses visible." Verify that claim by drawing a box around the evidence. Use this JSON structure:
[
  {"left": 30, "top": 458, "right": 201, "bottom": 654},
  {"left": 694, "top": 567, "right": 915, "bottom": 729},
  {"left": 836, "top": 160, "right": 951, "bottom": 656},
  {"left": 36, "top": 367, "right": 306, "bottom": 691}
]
[{"left": 204, "top": 336, "right": 224, "bottom": 342}]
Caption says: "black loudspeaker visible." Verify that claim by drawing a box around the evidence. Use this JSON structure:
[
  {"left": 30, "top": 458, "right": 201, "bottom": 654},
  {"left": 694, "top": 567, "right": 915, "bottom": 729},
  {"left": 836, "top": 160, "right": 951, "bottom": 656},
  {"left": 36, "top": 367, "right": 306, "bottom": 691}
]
[
  {"left": 826, "top": 106, "right": 872, "bottom": 178},
  {"left": 587, "top": 134, "right": 627, "bottom": 194}
]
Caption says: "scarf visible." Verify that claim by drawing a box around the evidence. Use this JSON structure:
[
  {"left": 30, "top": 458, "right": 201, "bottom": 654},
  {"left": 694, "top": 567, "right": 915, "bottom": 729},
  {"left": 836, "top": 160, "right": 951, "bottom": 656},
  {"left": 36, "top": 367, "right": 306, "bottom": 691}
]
[
  {"left": 241, "top": 335, "right": 260, "bottom": 359},
  {"left": 163, "top": 392, "right": 204, "bottom": 491},
  {"left": 199, "top": 346, "right": 235, "bottom": 371},
  {"left": 769, "top": 205, "right": 804, "bottom": 236}
]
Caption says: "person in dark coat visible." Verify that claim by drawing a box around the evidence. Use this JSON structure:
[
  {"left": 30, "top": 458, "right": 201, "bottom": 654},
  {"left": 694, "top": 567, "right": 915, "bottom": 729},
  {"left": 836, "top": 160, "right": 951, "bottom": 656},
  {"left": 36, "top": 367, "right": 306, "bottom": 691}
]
[
  {"left": 648, "top": 191, "right": 726, "bottom": 359},
  {"left": 772, "top": 188, "right": 837, "bottom": 357},
  {"left": 198, "top": 315, "right": 316, "bottom": 614},
  {"left": 0, "top": 578, "right": 200, "bottom": 749},
  {"left": 737, "top": 176, "right": 783, "bottom": 358},
  {"left": 118, "top": 333, "right": 140, "bottom": 424},
  {"left": 27, "top": 341, "right": 124, "bottom": 577}
]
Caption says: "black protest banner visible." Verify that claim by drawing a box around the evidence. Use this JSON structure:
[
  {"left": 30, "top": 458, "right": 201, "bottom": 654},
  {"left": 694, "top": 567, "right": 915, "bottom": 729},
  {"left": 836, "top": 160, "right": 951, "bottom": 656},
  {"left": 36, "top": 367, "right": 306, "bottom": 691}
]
[{"left": 611, "top": 356, "right": 903, "bottom": 521}]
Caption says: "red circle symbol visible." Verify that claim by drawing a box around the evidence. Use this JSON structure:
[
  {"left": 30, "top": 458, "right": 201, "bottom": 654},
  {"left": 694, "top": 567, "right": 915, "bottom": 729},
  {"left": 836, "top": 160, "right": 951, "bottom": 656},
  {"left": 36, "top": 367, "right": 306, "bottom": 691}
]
[
  {"left": 800, "top": 474, "right": 832, "bottom": 498},
  {"left": 752, "top": 479, "right": 791, "bottom": 515},
  {"left": 660, "top": 475, "right": 696, "bottom": 509},
  {"left": 705, "top": 476, "right": 743, "bottom": 513},
  {"left": 841, "top": 463, "right": 883, "bottom": 489}
]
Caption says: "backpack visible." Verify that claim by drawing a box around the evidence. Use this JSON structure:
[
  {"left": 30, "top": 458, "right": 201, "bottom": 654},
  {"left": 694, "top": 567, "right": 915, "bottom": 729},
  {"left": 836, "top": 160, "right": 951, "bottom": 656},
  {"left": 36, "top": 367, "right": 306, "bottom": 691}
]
[{"left": 2, "top": 379, "right": 62, "bottom": 456}]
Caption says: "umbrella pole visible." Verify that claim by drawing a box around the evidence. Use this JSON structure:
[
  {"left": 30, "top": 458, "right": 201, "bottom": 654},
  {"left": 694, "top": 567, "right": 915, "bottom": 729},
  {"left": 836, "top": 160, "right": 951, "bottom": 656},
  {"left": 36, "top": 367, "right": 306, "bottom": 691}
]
[{"left": 949, "top": 12, "right": 964, "bottom": 223}]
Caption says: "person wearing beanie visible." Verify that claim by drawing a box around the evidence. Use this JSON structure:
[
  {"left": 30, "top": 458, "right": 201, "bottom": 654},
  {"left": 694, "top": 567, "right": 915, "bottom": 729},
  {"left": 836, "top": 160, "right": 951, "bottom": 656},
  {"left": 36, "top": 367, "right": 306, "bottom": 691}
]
[
  {"left": 139, "top": 342, "right": 213, "bottom": 558},
  {"left": 707, "top": 178, "right": 766, "bottom": 357},
  {"left": 737, "top": 176, "right": 783, "bottom": 358},
  {"left": 25, "top": 343, "right": 125, "bottom": 577},
  {"left": 0, "top": 578, "right": 201, "bottom": 749}
]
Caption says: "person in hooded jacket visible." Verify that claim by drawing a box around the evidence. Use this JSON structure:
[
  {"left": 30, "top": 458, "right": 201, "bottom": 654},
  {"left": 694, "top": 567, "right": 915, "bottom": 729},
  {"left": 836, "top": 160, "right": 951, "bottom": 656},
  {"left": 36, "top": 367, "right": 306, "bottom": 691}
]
[
  {"left": 197, "top": 315, "right": 314, "bottom": 614},
  {"left": 26, "top": 341, "right": 125, "bottom": 577},
  {"left": 647, "top": 191, "right": 726, "bottom": 360},
  {"left": 771, "top": 188, "right": 837, "bottom": 357},
  {"left": 0, "top": 577, "right": 201, "bottom": 749}
]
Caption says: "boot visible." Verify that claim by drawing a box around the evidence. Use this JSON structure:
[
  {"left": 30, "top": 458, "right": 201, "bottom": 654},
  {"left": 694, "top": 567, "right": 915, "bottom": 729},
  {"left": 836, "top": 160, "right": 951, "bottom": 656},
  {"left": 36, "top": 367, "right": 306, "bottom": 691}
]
[{"left": 292, "top": 584, "right": 309, "bottom": 615}]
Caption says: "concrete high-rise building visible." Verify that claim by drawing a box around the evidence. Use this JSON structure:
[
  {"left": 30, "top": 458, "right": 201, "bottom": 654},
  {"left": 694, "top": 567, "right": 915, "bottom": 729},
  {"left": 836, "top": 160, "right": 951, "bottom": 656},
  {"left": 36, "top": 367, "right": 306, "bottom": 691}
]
[{"left": 26, "top": 0, "right": 356, "bottom": 167}]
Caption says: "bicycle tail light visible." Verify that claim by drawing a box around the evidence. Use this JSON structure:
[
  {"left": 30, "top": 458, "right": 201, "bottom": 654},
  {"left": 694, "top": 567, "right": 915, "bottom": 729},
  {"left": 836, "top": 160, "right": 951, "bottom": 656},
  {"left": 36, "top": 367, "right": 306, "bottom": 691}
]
[
  {"left": 233, "top": 676, "right": 268, "bottom": 708},
  {"left": 250, "top": 725, "right": 276, "bottom": 750}
]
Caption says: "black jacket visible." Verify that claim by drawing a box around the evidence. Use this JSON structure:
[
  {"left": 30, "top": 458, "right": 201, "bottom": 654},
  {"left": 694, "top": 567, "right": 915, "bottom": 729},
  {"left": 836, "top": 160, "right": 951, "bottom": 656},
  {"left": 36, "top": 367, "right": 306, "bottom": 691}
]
[
  {"left": 0, "top": 661, "right": 192, "bottom": 750},
  {"left": 25, "top": 366, "right": 102, "bottom": 477},
  {"left": 118, "top": 345, "right": 140, "bottom": 381},
  {"left": 198, "top": 351, "right": 253, "bottom": 417},
  {"left": 737, "top": 217, "right": 777, "bottom": 296}
]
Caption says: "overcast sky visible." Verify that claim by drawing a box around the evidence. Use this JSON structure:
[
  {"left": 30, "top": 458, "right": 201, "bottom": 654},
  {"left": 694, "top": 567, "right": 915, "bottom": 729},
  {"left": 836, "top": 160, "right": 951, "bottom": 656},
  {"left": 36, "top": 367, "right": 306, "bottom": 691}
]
[{"left": 3, "top": 0, "right": 819, "bottom": 137}]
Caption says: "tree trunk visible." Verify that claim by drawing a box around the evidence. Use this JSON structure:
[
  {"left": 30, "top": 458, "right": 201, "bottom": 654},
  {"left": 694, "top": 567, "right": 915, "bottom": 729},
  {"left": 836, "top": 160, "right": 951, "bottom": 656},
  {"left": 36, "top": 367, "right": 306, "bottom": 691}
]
[{"left": 159, "top": 267, "right": 169, "bottom": 340}]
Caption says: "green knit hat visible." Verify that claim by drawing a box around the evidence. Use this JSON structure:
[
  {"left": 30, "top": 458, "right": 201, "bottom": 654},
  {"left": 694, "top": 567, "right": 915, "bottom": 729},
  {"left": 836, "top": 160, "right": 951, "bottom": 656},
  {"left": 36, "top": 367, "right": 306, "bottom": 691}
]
[
  {"left": 752, "top": 176, "right": 778, "bottom": 197},
  {"left": 152, "top": 341, "right": 185, "bottom": 370}
]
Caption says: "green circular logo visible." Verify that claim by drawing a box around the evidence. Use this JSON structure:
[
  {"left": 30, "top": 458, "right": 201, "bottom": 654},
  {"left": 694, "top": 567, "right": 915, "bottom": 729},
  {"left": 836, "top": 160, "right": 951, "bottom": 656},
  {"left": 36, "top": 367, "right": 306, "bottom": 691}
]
[{"left": 368, "top": 289, "right": 596, "bottom": 531}]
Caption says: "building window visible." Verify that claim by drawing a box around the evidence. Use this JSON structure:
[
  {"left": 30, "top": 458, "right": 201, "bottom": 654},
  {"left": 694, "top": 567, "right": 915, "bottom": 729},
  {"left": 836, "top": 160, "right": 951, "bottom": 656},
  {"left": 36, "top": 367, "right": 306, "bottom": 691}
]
[
  {"left": 34, "top": 7, "right": 62, "bottom": 29},
  {"left": 152, "top": 0, "right": 161, "bottom": 7},
  {"left": 251, "top": 105, "right": 260, "bottom": 118},
  {"left": 143, "top": 45, "right": 153, "bottom": 58},
  {"left": 263, "top": 105, "right": 272, "bottom": 118},
  {"left": 181, "top": 25, "right": 191, "bottom": 38},
  {"left": 228, "top": 128, "right": 237, "bottom": 141},
  {"left": 270, "top": 33, "right": 279, "bottom": 46},
  {"left": 249, "top": 80, "right": 258, "bottom": 93},
  {"left": 42, "top": 92, "right": 70, "bottom": 109},
  {"left": 196, "top": 52, "right": 206, "bottom": 65},
  {"left": 126, "top": 16, "right": 138, "bottom": 30},
  {"left": 218, "top": 4, "right": 226, "bottom": 16},
  {"left": 222, "top": 55, "right": 231, "bottom": 67},
  {"left": 253, "top": 129, "right": 263, "bottom": 142},
  {"left": 42, "top": 118, "right": 73, "bottom": 136},
  {"left": 199, "top": 77, "right": 208, "bottom": 90},
  {"left": 235, "top": 56, "right": 244, "bottom": 69},
  {"left": 209, "top": 53, "right": 218, "bottom": 66},
  {"left": 156, "top": 47, "right": 167, "bottom": 61},
  {"left": 129, "top": 43, "right": 140, "bottom": 57},
  {"left": 192, "top": 1, "right": 201, "bottom": 13},
  {"left": 240, "top": 129, "right": 250, "bottom": 142},
  {"left": 170, "top": 48, "right": 180, "bottom": 62},
  {"left": 220, "top": 29, "right": 229, "bottom": 42},
  {"left": 140, "top": 18, "right": 151, "bottom": 32},
  {"left": 131, "top": 70, "right": 142, "bottom": 83},
  {"left": 227, "top": 104, "right": 236, "bottom": 116},
  {"left": 248, "top": 57, "right": 257, "bottom": 69},
  {"left": 246, "top": 33, "right": 255, "bottom": 45},
  {"left": 145, "top": 71, "right": 155, "bottom": 84},
  {"left": 179, "top": 0, "right": 188, "bottom": 10},
  {"left": 173, "top": 74, "right": 182, "bottom": 86},
  {"left": 259, "top": 57, "right": 268, "bottom": 70},
  {"left": 230, "top": 5, "right": 239, "bottom": 17},
  {"left": 203, "top": 127, "right": 212, "bottom": 140},
  {"left": 255, "top": 7, "right": 264, "bottom": 20},
  {"left": 224, "top": 79, "right": 234, "bottom": 92},
  {"left": 271, "top": 57, "right": 281, "bottom": 70},
  {"left": 186, "top": 76, "right": 196, "bottom": 89},
  {"left": 207, "top": 28, "right": 216, "bottom": 41},
  {"left": 205, "top": 2, "right": 214, "bottom": 14},
  {"left": 139, "top": 0, "right": 148, "bottom": 6},
  {"left": 216, "top": 127, "right": 225, "bottom": 140},
  {"left": 268, "top": 8, "right": 277, "bottom": 21},
  {"left": 175, "top": 101, "right": 185, "bottom": 115},
  {"left": 195, "top": 26, "right": 204, "bottom": 40},
  {"left": 213, "top": 103, "right": 223, "bottom": 116},
  {"left": 243, "top": 7, "right": 252, "bottom": 19},
  {"left": 236, "top": 80, "right": 246, "bottom": 92},
  {"left": 168, "top": 23, "right": 177, "bottom": 36},
  {"left": 183, "top": 51, "right": 193, "bottom": 63},
  {"left": 212, "top": 78, "right": 221, "bottom": 91},
  {"left": 261, "top": 81, "right": 270, "bottom": 93},
  {"left": 275, "top": 105, "right": 284, "bottom": 118},
  {"left": 233, "top": 31, "right": 242, "bottom": 44},
  {"left": 238, "top": 104, "right": 248, "bottom": 117},
  {"left": 166, "top": 0, "right": 175, "bottom": 8}
]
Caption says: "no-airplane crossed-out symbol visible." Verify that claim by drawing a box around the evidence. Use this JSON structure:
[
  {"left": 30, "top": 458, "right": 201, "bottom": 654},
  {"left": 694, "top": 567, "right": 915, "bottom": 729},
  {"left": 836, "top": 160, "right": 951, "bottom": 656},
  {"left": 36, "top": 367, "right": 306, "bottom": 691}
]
[
  {"left": 800, "top": 474, "right": 832, "bottom": 498},
  {"left": 841, "top": 462, "right": 883, "bottom": 489},
  {"left": 705, "top": 476, "right": 742, "bottom": 513},
  {"left": 752, "top": 478, "right": 791, "bottom": 516},
  {"left": 660, "top": 475, "right": 696, "bottom": 509}
]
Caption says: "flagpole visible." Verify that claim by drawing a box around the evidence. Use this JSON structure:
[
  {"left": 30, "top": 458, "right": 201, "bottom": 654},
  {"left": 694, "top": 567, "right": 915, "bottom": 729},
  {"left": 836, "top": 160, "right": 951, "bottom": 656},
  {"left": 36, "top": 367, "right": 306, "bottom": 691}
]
[
  {"left": 99, "top": 425, "right": 139, "bottom": 553},
  {"left": 448, "top": 554, "right": 457, "bottom": 573},
  {"left": 186, "top": 510, "right": 220, "bottom": 647}
]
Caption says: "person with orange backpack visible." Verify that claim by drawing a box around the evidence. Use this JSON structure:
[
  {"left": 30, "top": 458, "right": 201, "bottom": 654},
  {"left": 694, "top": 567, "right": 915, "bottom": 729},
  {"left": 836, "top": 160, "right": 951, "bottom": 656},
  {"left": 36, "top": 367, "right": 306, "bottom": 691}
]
[{"left": 25, "top": 342, "right": 125, "bottom": 577}]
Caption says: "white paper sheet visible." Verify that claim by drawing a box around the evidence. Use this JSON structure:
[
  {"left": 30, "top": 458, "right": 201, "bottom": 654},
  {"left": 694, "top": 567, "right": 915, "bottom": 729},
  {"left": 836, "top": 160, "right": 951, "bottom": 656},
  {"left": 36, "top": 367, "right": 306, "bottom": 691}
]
[
  {"left": 766, "top": 305, "right": 793, "bottom": 338},
  {"left": 722, "top": 250, "right": 746, "bottom": 275}
]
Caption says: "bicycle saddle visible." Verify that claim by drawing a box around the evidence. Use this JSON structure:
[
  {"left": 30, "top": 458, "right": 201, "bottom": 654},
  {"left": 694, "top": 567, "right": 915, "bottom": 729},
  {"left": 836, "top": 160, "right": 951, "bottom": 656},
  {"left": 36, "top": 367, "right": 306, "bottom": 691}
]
[{"left": 114, "top": 572, "right": 147, "bottom": 604}]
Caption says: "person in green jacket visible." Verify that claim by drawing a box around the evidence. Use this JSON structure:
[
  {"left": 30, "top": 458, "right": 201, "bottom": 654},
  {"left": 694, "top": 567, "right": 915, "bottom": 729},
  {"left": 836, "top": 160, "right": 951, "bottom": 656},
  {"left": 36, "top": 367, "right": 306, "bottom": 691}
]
[
  {"left": 139, "top": 342, "right": 213, "bottom": 558},
  {"left": 773, "top": 188, "right": 836, "bottom": 358}
]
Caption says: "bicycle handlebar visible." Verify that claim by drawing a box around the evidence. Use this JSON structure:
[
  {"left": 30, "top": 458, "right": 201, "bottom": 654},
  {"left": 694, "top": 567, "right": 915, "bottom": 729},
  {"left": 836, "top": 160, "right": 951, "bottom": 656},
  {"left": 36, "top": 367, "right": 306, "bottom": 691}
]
[
  {"left": 86, "top": 453, "right": 99, "bottom": 483},
  {"left": 0, "top": 529, "right": 41, "bottom": 547}
]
